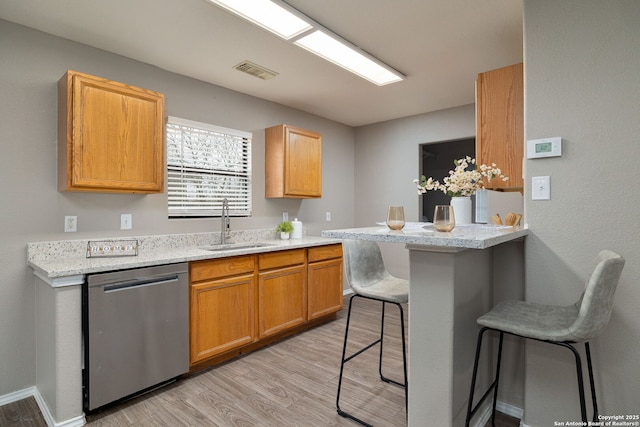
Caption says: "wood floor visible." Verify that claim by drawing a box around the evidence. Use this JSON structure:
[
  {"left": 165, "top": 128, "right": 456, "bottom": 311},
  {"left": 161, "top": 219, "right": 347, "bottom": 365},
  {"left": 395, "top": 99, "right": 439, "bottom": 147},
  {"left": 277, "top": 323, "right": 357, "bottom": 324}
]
[{"left": 1, "top": 295, "right": 519, "bottom": 426}]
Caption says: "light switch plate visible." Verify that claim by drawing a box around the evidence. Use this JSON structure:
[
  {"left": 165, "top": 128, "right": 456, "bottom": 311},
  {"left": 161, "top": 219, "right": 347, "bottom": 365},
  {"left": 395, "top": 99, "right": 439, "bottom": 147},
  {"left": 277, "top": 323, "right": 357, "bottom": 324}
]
[
  {"left": 120, "top": 213, "right": 132, "bottom": 230},
  {"left": 532, "top": 176, "right": 551, "bottom": 200}
]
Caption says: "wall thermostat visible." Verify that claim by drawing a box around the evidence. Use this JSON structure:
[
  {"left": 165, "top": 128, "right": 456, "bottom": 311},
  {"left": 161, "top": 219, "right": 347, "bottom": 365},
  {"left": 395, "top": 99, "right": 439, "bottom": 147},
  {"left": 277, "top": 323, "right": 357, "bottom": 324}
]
[{"left": 527, "top": 137, "right": 562, "bottom": 159}]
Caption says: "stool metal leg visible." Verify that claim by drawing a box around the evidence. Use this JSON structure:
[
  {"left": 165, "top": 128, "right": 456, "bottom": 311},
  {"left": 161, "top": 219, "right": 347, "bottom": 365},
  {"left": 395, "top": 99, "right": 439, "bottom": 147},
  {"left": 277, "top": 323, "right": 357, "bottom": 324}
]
[
  {"left": 378, "top": 301, "right": 387, "bottom": 382},
  {"left": 336, "top": 295, "right": 407, "bottom": 426},
  {"left": 378, "top": 302, "right": 408, "bottom": 411},
  {"left": 555, "top": 342, "right": 587, "bottom": 422},
  {"left": 465, "top": 327, "right": 504, "bottom": 427},
  {"left": 467, "top": 330, "right": 598, "bottom": 425},
  {"left": 337, "top": 295, "right": 374, "bottom": 426},
  {"left": 584, "top": 342, "right": 599, "bottom": 421},
  {"left": 490, "top": 332, "right": 504, "bottom": 427},
  {"left": 398, "top": 302, "right": 408, "bottom": 412}
]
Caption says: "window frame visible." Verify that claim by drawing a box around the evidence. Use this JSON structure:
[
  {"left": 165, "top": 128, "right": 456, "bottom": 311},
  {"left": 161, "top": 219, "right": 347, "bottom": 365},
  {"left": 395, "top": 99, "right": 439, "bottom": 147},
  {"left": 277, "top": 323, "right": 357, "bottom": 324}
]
[{"left": 166, "top": 116, "right": 252, "bottom": 218}]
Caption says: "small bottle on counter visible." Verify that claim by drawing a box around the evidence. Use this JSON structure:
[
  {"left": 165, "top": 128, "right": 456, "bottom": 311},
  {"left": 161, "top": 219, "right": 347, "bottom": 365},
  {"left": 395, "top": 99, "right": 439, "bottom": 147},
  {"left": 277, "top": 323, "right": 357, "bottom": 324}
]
[{"left": 291, "top": 218, "right": 303, "bottom": 239}]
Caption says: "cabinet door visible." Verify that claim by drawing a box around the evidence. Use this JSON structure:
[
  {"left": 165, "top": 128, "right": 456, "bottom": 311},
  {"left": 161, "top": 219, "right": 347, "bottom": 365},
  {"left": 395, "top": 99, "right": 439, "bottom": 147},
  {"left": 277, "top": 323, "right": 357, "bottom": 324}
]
[
  {"left": 265, "top": 124, "right": 322, "bottom": 198},
  {"left": 58, "top": 70, "right": 164, "bottom": 193},
  {"left": 258, "top": 265, "right": 307, "bottom": 338},
  {"left": 285, "top": 126, "right": 322, "bottom": 197},
  {"left": 190, "top": 274, "right": 256, "bottom": 364},
  {"left": 476, "top": 63, "right": 523, "bottom": 189},
  {"left": 308, "top": 258, "right": 343, "bottom": 320}
]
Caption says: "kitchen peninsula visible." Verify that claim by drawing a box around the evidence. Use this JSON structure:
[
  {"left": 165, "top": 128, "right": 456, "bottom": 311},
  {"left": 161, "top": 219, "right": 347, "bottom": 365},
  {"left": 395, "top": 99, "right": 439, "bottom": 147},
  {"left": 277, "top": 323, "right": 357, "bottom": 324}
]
[{"left": 322, "top": 223, "right": 528, "bottom": 427}]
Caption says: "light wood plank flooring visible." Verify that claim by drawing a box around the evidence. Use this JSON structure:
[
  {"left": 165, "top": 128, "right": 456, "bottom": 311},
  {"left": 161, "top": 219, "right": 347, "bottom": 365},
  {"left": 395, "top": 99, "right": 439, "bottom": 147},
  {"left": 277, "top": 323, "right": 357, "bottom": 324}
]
[{"left": 1, "top": 295, "right": 519, "bottom": 426}]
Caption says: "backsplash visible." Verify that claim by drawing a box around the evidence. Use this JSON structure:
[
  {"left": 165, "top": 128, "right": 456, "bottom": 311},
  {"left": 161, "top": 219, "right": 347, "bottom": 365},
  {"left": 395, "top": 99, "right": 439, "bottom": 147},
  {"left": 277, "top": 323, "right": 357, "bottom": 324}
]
[{"left": 27, "top": 228, "right": 299, "bottom": 264}]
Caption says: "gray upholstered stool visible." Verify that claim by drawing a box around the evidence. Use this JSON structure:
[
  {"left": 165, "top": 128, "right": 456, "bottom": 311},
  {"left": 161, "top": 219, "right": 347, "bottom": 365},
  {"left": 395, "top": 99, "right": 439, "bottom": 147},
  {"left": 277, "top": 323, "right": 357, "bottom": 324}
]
[
  {"left": 336, "top": 239, "right": 409, "bottom": 427},
  {"left": 465, "top": 250, "right": 625, "bottom": 426}
]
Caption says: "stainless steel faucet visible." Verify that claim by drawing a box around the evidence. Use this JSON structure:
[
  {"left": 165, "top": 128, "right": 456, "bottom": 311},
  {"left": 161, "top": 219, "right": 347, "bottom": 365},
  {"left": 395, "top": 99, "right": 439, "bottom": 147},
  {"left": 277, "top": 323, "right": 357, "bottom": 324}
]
[{"left": 221, "top": 198, "right": 231, "bottom": 244}]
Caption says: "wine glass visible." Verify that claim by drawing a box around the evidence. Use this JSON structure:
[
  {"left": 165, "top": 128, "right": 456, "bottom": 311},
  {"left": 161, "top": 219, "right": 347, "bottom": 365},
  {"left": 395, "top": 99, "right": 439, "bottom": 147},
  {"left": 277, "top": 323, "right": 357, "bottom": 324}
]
[
  {"left": 386, "top": 206, "right": 406, "bottom": 230},
  {"left": 433, "top": 205, "right": 455, "bottom": 232}
]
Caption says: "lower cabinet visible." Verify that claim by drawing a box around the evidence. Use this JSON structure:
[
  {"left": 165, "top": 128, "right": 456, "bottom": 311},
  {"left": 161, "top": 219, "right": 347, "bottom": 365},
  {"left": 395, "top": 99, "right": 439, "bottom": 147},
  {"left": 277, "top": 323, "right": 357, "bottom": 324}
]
[
  {"left": 258, "top": 249, "right": 307, "bottom": 338},
  {"left": 308, "top": 244, "right": 344, "bottom": 320},
  {"left": 189, "top": 255, "right": 256, "bottom": 365},
  {"left": 189, "top": 244, "right": 342, "bottom": 369}
]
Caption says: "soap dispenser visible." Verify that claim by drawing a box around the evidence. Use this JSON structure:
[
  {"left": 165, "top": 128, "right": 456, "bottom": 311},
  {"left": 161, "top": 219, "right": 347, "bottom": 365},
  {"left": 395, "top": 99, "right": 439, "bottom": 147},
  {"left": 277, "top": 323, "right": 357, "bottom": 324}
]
[{"left": 291, "top": 218, "right": 302, "bottom": 239}]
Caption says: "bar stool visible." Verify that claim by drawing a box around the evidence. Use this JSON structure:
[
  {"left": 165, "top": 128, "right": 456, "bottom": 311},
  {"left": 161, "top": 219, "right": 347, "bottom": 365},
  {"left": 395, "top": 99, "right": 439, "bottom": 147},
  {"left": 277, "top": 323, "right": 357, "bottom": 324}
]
[
  {"left": 465, "top": 250, "right": 625, "bottom": 426},
  {"left": 336, "top": 239, "right": 409, "bottom": 427}
]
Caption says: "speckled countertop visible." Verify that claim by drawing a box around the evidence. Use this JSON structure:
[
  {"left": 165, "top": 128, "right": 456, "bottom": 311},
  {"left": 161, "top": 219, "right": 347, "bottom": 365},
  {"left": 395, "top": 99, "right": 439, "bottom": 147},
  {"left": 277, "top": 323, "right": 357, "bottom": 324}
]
[
  {"left": 28, "top": 229, "right": 341, "bottom": 280},
  {"left": 321, "top": 222, "right": 528, "bottom": 249}
]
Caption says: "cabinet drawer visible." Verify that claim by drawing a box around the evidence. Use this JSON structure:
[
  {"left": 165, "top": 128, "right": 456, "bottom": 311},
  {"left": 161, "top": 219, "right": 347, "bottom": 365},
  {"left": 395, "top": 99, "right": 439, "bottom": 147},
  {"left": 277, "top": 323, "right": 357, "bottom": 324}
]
[
  {"left": 308, "top": 244, "right": 343, "bottom": 263},
  {"left": 190, "top": 255, "right": 255, "bottom": 282},
  {"left": 259, "top": 249, "right": 306, "bottom": 270}
]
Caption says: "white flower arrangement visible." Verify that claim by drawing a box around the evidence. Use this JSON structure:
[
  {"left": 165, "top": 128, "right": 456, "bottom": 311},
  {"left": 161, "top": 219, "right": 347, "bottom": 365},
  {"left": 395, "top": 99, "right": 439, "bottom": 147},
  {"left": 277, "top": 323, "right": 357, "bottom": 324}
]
[{"left": 413, "top": 156, "right": 508, "bottom": 197}]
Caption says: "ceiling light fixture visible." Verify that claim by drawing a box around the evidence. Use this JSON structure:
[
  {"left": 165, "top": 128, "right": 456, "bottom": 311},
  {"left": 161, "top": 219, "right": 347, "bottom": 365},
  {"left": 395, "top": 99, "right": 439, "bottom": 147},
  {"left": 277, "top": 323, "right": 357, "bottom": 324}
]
[
  {"left": 205, "top": 0, "right": 405, "bottom": 86},
  {"left": 295, "top": 30, "right": 404, "bottom": 86},
  {"left": 207, "top": 0, "right": 312, "bottom": 40}
]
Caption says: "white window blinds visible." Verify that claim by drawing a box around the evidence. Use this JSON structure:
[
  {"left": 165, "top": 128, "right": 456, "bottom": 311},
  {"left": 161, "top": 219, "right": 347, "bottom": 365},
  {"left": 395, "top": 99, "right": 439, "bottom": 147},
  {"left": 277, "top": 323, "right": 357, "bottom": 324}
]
[{"left": 166, "top": 117, "right": 252, "bottom": 218}]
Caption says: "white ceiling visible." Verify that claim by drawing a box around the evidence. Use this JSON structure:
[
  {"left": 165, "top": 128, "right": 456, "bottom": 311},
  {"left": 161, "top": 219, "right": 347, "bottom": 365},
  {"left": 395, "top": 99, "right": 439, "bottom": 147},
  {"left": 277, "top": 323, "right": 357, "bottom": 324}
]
[{"left": 0, "top": 0, "right": 523, "bottom": 127}]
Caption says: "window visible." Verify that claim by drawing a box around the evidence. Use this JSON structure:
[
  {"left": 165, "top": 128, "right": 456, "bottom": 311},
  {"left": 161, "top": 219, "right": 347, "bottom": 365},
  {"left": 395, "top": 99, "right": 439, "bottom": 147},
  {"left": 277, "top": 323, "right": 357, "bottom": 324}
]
[{"left": 166, "top": 116, "right": 252, "bottom": 218}]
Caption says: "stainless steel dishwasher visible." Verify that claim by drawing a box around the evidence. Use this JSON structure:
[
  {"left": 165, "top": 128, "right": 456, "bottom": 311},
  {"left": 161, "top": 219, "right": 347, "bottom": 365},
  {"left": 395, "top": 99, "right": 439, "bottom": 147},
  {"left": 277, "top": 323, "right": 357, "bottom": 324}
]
[{"left": 83, "top": 262, "right": 189, "bottom": 412}]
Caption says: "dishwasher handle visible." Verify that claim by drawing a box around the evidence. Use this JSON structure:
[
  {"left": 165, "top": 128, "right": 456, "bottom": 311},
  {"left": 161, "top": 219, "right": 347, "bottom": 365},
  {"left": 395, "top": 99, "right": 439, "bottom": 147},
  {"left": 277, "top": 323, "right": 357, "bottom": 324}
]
[{"left": 103, "top": 275, "right": 180, "bottom": 293}]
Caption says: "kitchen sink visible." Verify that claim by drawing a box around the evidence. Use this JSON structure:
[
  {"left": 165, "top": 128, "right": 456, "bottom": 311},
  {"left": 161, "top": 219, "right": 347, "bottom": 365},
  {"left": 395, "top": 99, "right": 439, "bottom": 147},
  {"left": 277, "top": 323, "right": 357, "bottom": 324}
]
[{"left": 201, "top": 242, "right": 276, "bottom": 252}]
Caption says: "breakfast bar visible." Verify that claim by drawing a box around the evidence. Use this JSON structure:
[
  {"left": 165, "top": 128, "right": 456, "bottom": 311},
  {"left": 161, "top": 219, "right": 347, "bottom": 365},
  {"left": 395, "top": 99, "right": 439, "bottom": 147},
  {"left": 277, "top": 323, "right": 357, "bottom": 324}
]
[{"left": 322, "top": 223, "right": 528, "bottom": 427}]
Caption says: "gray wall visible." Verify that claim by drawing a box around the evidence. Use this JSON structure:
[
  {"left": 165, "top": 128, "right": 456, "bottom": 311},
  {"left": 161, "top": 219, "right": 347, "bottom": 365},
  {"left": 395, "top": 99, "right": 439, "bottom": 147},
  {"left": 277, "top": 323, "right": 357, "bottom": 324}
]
[
  {"left": 354, "top": 105, "right": 476, "bottom": 278},
  {"left": 0, "top": 20, "right": 355, "bottom": 397},
  {"left": 523, "top": 1, "right": 640, "bottom": 424}
]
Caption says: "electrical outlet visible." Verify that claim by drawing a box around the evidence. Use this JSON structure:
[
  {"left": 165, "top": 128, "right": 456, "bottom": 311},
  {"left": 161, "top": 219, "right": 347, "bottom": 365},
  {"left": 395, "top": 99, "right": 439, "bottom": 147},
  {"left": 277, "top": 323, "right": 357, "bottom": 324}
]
[
  {"left": 283, "top": 212, "right": 289, "bottom": 222},
  {"left": 120, "top": 213, "right": 132, "bottom": 230},
  {"left": 64, "top": 216, "right": 77, "bottom": 232},
  {"left": 325, "top": 211, "right": 332, "bottom": 222}
]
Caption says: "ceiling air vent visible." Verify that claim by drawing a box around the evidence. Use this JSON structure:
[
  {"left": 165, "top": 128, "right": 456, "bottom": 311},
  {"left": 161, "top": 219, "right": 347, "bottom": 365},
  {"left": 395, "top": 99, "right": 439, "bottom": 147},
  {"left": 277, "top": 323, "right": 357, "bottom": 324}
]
[{"left": 234, "top": 61, "right": 279, "bottom": 80}]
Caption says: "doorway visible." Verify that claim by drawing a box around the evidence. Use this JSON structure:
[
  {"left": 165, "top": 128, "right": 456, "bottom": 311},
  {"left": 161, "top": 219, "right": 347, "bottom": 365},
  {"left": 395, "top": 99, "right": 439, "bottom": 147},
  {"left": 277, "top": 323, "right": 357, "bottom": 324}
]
[{"left": 419, "top": 138, "right": 475, "bottom": 221}]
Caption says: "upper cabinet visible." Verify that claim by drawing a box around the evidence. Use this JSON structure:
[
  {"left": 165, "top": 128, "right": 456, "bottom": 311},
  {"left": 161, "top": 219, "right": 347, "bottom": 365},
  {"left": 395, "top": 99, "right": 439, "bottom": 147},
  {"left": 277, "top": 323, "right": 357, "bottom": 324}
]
[
  {"left": 58, "top": 70, "right": 165, "bottom": 193},
  {"left": 476, "top": 63, "right": 524, "bottom": 189},
  {"left": 265, "top": 124, "right": 322, "bottom": 198}
]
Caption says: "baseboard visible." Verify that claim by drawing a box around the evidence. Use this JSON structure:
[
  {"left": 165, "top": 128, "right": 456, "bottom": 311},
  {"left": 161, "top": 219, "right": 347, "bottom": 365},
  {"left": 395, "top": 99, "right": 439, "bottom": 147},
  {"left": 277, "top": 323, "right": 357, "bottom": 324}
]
[
  {"left": 468, "top": 400, "right": 525, "bottom": 427},
  {"left": 0, "top": 386, "right": 37, "bottom": 406},
  {"left": 497, "top": 400, "right": 524, "bottom": 420},
  {"left": 0, "top": 386, "right": 85, "bottom": 427},
  {"left": 33, "top": 388, "right": 85, "bottom": 427}
]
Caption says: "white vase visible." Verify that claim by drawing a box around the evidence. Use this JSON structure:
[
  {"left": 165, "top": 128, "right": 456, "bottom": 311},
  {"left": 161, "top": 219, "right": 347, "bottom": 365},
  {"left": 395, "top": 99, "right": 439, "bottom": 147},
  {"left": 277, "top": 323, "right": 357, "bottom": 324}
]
[
  {"left": 280, "top": 232, "right": 290, "bottom": 240},
  {"left": 450, "top": 196, "right": 472, "bottom": 225}
]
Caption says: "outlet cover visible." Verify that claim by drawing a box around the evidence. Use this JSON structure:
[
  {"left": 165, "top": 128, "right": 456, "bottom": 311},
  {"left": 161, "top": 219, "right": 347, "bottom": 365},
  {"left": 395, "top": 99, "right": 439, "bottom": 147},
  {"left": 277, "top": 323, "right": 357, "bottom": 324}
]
[{"left": 64, "top": 216, "right": 77, "bottom": 232}]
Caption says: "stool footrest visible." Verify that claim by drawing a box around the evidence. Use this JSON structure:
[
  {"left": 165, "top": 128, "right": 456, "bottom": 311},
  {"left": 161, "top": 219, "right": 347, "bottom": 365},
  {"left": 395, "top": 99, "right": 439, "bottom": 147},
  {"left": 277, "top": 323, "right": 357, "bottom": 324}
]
[
  {"left": 343, "top": 338, "right": 382, "bottom": 364},
  {"left": 467, "top": 379, "right": 498, "bottom": 420}
]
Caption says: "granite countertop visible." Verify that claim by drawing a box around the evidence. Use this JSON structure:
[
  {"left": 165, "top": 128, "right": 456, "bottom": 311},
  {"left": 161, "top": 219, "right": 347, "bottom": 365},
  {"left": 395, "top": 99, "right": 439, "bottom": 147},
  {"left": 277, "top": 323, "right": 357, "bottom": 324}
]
[
  {"left": 28, "top": 229, "right": 341, "bottom": 280},
  {"left": 321, "top": 222, "right": 528, "bottom": 250}
]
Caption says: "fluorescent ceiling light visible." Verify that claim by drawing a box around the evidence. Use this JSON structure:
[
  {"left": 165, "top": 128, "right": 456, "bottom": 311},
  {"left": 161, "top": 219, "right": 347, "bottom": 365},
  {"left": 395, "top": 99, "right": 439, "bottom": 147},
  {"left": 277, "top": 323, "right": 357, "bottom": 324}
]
[
  {"left": 295, "top": 30, "right": 404, "bottom": 86},
  {"left": 207, "top": 0, "right": 312, "bottom": 39},
  {"left": 206, "top": 0, "right": 404, "bottom": 86}
]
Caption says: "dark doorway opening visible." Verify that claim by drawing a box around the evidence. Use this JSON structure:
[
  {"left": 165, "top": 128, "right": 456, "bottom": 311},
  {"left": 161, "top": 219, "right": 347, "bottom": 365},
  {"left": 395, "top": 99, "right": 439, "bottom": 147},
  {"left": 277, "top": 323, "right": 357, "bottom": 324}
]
[{"left": 419, "top": 138, "right": 475, "bottom": 222}]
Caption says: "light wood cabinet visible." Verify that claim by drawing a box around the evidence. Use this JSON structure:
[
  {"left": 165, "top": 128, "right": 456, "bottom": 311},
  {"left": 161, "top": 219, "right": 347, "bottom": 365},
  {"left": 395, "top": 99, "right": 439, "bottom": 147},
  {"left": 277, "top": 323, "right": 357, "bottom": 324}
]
[
  {"left": 265, "top": 124, "right": 322, "bottom": 198},
  {"left": 307, "top": 244, "right": 344, "bottom": 320},
  {"left": 189, "top": 256, "right": 256, "bottom": 364},
  {"left": 258, "top": 249, "right": 307, "bottom": 338},
  {"left": 476, "top": 63, "right": 523, "bottom": 189},
  {"left": 58, "top": 70, "right": 165, "bottom": 193},
  {"left": 189, "top": 245, "right": 342, "bottom": 368}
]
